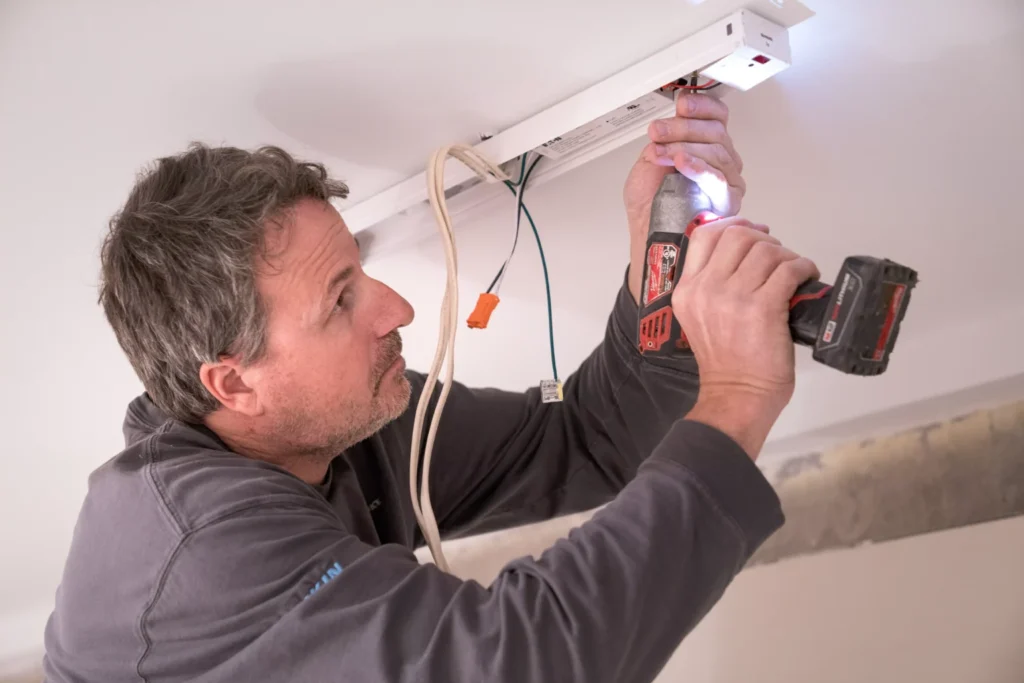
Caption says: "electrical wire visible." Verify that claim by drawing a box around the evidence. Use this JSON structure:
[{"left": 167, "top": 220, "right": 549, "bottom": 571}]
[
  {"left": 499, "top": 168, "right": 558, "bottom": 382},
  {"left": 488, "top": 156, "right": 527, "bottom": 295},
  {"left": 481, "top": 152, "right": 557, "bottom": 379},
  {"left": 413, "top": 145, "right": 560, "bottom": 570},
  {"left": 487, "top": 153, "right": 541, "bottom": 296},
  {"left": 413, "top": 144, "right": 511, "bottom": 572},
  {"left": 663, "top": 77, "right": 720, "bottom": 91},
  {"left": 491, "top": 179, "right": 521, "bottom": 295}
]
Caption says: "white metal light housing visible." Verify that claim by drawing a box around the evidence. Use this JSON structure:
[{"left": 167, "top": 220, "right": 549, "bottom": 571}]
[{"left": 346, "top": 4, "right": 813, "bottom": 260}]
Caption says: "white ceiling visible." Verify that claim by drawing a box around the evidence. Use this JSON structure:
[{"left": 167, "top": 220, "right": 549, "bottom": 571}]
[
  {"left": 1, "top": 0, "right": 811, "bottom": 201},
  {"left": 3, "top": 0, "right": 1020, "bottom": 328},
  {"left": 2, "top": 0, "right": 1024, "bottom": 656}
]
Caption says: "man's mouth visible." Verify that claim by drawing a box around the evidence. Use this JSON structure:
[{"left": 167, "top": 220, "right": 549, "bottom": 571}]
[
  {"left": 382, "top": 335, "right": 403, "bottom": 372},
  {"left": 373, "top": 332, "right": 405, "bottom": 391}
]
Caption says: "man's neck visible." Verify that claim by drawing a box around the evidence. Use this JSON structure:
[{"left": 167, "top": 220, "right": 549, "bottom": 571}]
[{"left": 204, "top": 413, "right": 331, "bottom": 486}]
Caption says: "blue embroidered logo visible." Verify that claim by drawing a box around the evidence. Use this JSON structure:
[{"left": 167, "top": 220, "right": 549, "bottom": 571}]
[{"left": 304, "top": 561, "right": 343, "bottom": 600}]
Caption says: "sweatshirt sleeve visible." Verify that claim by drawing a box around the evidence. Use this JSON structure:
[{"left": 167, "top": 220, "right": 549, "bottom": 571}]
[
  {"left": 392, "top": 271, "right": 708, "bottom": 539},
  {"left": 174, "top": 421, "right": 783, "bottom": 683}
]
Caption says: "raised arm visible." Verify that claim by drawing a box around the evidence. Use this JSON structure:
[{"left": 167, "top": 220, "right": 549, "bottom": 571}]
[
  {"left": 393, "top": 273, "right": 701, "bottom": 540},
  {"left": 185, "top": 216, "right": 813, "bottom": 683},
  {"left": 389, "top": 93, "right": 751, "bottom": 540},
  {"left": 171, "top": 413, "right": 781, "bottom": 683}
]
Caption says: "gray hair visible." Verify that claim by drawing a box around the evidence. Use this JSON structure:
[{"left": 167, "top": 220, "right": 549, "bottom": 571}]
[{"left": 99, "top": 143, "right": 349, "bottom": 423}]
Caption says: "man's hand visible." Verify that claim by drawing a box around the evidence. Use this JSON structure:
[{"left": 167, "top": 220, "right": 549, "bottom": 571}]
[
  {"left": 625, "top": 93, "right": 746, "bottom": 303},
  {"left": 673, "top": 218, "right": 819, "bottom": 459}
]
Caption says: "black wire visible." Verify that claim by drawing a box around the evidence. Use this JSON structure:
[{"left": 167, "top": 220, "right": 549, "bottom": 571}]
[
  {"left": 494, "top": 154, "right": 558, "bottom": 381},
  {"left": 508, "top": 153, "right": 528, "bottom": 186},
  {"left": 479, "top": 152, "right": 560, "bottom": 380},
  {"left": 485, "top": 262, "right": 503, "bottom": 293},
  {"left": 486, "top": 187, "right": 523, "bottom": 293},
  {"left": 487, "top": 153, "right": 541, "bottom": 294},
  {"left": 486, "top": 154, "right": 528, "bottom": 293}
]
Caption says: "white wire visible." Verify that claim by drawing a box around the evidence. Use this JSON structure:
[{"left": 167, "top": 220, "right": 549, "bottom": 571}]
[{"left": 411, "top": 143, "right": 510, "bottom": 572}]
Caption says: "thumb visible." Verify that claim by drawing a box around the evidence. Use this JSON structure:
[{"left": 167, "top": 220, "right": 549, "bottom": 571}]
[{"left": 637, "top": 143, "right": 677, "bottom": 181}]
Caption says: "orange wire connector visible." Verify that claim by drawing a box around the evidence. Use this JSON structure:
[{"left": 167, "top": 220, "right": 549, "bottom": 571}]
[{"left": 467, "top": 293, "right": 500, "bottom": 329}]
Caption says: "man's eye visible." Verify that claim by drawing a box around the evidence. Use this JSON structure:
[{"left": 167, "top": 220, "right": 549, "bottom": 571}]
[{"left": 336, "top": 289, "right": 353, "bottom": 310}]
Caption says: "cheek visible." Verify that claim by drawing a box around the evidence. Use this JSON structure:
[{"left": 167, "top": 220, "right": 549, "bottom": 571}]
[
  {"left": 264, "top": 312, "right": 377, "bottom": 402},
  {"left": 304, "top": 327, "right": 376, "bottom": 396},
  {"left": 257, "top": 339, "right": 338, "bottom": 400}
]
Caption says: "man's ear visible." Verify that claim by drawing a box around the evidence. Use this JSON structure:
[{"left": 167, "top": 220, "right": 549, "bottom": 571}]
[{"left": 199, "top": 357, "right": 262, "bottom": 417}]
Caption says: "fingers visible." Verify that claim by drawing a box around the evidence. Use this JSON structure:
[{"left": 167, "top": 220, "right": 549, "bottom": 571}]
[
  {"left": 735, "top": 241, "right": 801, "bottom": 292},
  {"left": 651, "top": 140, "right": 743, "bottom": 175},
  {"left": 671, "top": 153, "right": 746, "bottom": 217},
  {"left": 649, "top": 116, "right": 731, "bottom": 147},
  {"left": 704, "top": 224, "right": 781, "bottom": 280},
  {"left": 675, "top": 93, "right": 730, "bottom": 123},
  {"left": 645, "top": 112, "right": 745, "bottom": 217},
  {"left": 762, "top": 256, "right": 822, "bottom": 301},
  {"left": 647, "top": 118, "right": 743, "bottom": 175},
  {"left": 685, "top": 221, "right": 817, "bottom": 302},
  {"left": 682, "top": 218, "right": 768, "bottom": 278},
  {"left": 643, "top": 93, "right": 744, "bottom": 217}
]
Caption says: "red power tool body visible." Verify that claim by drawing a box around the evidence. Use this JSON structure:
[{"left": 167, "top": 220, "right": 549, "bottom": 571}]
[{"left": 638, "top": 174, "right": 918, "bottom": 376}]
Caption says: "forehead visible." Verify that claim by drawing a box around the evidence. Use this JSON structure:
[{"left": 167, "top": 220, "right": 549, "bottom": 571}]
[
  {"left": 257, "top": 199, "right": 356, "bottom": 300},
  {"left": 263, "top": 198, "right": 352, "bottom": 264}
]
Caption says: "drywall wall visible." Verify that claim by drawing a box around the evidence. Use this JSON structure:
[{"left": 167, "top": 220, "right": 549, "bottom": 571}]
[
  {"left": 671, "top": 516, "right": 1024, "bottom": 683},
  {"left": 1, "top": 0, "right": 1023, "bottom": 670}
]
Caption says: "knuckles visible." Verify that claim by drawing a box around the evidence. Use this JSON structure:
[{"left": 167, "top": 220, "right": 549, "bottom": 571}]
[
  {"left": 745, "top": 239, "right": 779, "bottom": 264},
  {"left": 718, "top": 221, "right": 759, "bottom": 246},
  {"left": 710, "top": 142, "right": 731, "bottom": 169},
  {"left": 708, "top": 120, "right": 728, "bottom": 143}
]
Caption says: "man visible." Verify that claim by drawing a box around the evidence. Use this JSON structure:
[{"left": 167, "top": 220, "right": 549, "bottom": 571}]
[{"left": 44, "top": 94, "right": 817, "bottom": 682}]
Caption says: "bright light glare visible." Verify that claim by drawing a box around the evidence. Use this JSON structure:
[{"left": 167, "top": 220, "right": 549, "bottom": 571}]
[{"left": 690, "top": 170, "right": 730, "bottom": 214}]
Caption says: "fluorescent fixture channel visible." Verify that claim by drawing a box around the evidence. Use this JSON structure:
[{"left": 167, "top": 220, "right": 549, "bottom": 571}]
[{"left": 346, "top": 5, "right": 812, "bottom": 260}]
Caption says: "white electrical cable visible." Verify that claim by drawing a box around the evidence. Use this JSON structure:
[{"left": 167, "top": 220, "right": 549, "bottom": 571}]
[{"left": 411, "top": 144, "right": 511, "bottom": 572}]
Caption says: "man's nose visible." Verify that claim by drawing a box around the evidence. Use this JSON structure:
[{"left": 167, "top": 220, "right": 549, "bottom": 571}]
[{"left": 374, "top": 280, "right": 415, "bottom": 335}]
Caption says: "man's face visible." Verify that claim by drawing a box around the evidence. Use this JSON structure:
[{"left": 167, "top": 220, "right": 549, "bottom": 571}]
[{"left": 245, "top": 198, "right": 415, "bottom": 456}]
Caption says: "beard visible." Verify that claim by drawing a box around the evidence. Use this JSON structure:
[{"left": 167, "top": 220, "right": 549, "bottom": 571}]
[{"left": 271, "top": 331, "right": 412, "bottom": 461}]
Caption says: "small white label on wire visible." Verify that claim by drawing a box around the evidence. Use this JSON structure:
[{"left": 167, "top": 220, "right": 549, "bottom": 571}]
[
  {"left": 533, "top": 91, "right": 671, "bottom": 161},
  {"left": 540, "top": 379, "right": 563, "bottom": 404}
]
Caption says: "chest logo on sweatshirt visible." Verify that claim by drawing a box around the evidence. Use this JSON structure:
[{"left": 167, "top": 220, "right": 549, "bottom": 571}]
[{"left": 304, "top": 561, "right": 343, "bottom": 600}]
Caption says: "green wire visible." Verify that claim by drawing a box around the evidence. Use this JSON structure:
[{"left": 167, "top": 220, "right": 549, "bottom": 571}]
[
  {"left": 500, "top": 154, "right": 558, "bottom": 382},
  {"left": 521, "top": 201, "right": 559, "bottom": 382},
  {"left": 509, "top": 153, "right": 528, "bottom": 186}
]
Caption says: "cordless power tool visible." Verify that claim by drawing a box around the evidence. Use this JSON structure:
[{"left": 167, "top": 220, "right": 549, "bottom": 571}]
[{"left": 638, "top": 174, "right": 918, "bottom": 376}]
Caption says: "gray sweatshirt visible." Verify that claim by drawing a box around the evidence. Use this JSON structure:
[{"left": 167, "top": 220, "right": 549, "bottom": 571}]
[{"left": 43, "top": 278, "right": 784, "bottom": 683}]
